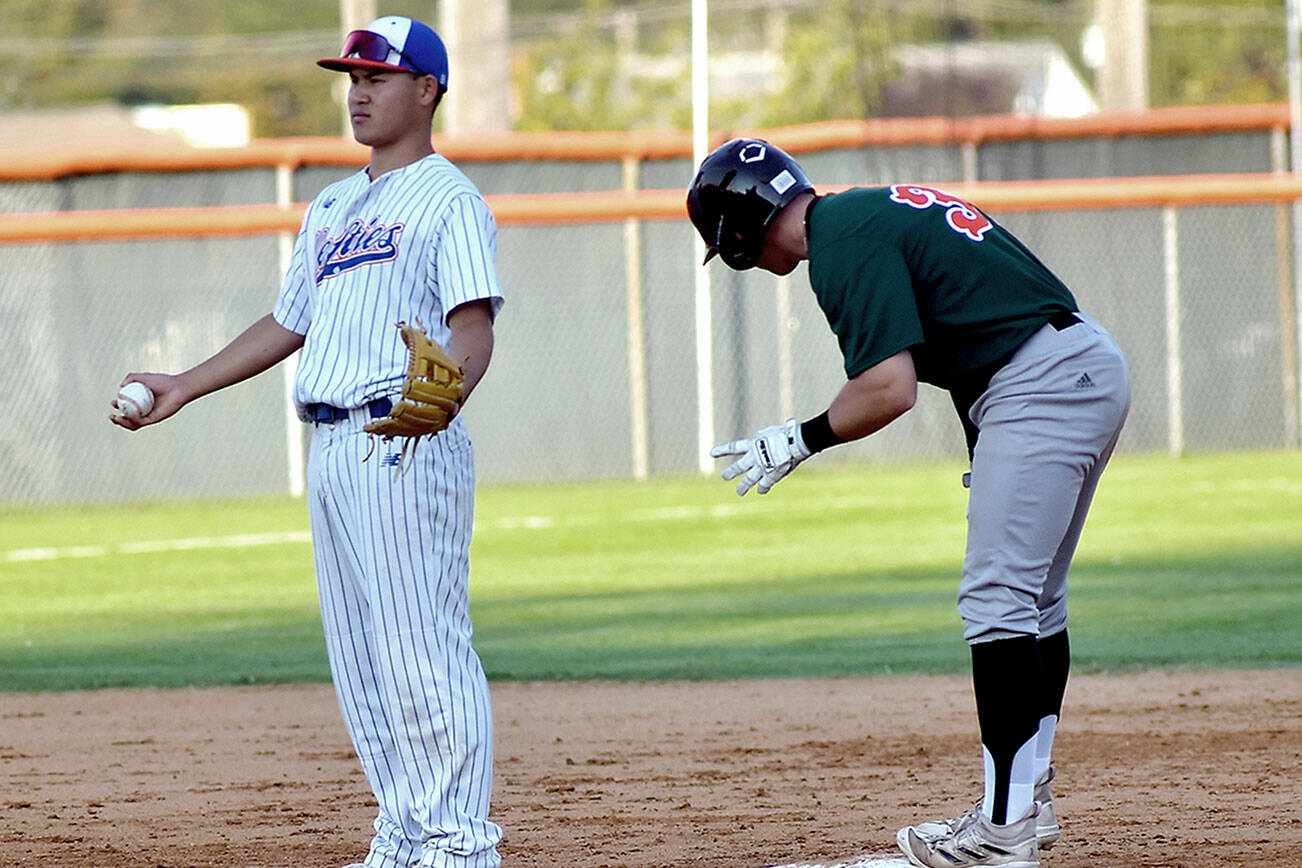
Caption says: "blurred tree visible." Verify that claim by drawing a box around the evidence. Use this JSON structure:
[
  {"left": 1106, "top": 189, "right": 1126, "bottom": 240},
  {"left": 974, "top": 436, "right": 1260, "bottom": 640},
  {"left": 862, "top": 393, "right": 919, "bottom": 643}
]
[
  {"left": 513, "top": 0, "right": 690, "bottom": 129},
  {"left": 749, "top": 0, "right": 909, "bottom": 127},
  {"left": 1149, "top": 0, "right": 1285, "bottom": 105},
  {"left": 0, "top": 0, "right": 422, "bottom": 136}
]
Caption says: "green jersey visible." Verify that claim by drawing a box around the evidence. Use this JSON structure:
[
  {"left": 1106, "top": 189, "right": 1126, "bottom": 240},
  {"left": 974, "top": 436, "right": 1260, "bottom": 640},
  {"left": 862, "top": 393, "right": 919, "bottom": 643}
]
[{"left": 805, "top": 186, "right": 1077, "bottom": 390}]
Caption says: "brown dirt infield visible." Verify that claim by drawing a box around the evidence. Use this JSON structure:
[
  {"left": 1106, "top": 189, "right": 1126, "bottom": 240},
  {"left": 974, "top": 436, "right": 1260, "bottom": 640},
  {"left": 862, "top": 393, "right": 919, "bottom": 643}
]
[{"left": 1, "top": 670, "right": 1298, "bottom": 868}]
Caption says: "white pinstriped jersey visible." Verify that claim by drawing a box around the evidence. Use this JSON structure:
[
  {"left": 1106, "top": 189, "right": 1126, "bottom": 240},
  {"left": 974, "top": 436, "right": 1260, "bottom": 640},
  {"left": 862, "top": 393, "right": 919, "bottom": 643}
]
[{"left": 274, "top": 153, "right": 504, "bottom": 418}]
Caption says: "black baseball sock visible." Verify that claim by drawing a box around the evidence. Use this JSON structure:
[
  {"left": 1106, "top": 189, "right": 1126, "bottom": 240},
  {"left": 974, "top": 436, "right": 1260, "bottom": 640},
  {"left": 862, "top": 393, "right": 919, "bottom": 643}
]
[
  {"left": 1038, "top": 628, "right": 1070, "bottom": 720},
  {"left": 1033, "top": 629, "right": 1070, "bottom": 780},
  {"left": 971, "top": 635, "right": 1042, "bottom": 824}
]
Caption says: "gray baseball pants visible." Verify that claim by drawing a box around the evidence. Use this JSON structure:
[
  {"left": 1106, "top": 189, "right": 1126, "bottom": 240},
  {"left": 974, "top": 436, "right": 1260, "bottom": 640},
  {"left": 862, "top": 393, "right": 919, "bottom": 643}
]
[{"left": 960, "top": 312, "right": 1131, "bottom": 643}]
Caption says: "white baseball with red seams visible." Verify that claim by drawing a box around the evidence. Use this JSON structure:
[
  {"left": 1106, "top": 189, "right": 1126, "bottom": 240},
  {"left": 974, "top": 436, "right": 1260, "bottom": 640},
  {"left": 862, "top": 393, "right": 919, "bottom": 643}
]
[{"left": 115, "top": 381, "right": 154, "bottom": 418}]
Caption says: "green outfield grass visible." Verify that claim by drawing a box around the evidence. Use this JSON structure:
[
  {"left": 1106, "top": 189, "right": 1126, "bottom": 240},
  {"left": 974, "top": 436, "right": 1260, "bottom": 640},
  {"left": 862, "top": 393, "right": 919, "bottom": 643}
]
[{"left": 0, "top": 450, "right": 1299, "bottom": 692}]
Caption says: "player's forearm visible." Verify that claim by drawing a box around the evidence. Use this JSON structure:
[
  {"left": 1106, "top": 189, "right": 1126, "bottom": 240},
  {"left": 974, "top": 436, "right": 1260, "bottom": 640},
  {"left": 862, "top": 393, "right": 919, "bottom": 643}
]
[
  {"left": 824, "top": 349, "right": 918, "bottom": 443},
  {"left": 449, "top": 325, "right": 492, "bottom": 401},
  {"left": 178, "top": 314, "right": 305, "bottom": 402},
  {"left": 446, "top": 302, "right": 495, "bottom": 402}
]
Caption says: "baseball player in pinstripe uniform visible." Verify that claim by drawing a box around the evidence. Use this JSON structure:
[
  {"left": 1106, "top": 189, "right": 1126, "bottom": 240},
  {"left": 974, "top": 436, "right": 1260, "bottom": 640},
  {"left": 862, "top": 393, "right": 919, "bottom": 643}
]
[
  {"left": 112, "top": 17, "right": 503, "bottom": 868},
  {"left": 689, "top": 140, "right": 1131, "bottom": 868}
]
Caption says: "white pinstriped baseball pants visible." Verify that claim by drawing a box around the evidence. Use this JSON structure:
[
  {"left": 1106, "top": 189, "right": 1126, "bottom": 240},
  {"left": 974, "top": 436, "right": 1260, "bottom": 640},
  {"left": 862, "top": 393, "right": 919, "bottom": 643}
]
[
  {"left": 961, "top": 312, "right": 1131, "bottom": 643},
  {"left": 306, "top": 411, "right": 501, "bottom": 868}
]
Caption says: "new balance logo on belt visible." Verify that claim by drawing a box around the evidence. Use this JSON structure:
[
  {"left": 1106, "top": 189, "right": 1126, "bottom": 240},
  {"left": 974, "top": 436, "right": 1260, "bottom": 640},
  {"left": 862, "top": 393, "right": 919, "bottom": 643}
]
[{"left": 1075, "top": 372, "right": 1095, "bottom": 389}]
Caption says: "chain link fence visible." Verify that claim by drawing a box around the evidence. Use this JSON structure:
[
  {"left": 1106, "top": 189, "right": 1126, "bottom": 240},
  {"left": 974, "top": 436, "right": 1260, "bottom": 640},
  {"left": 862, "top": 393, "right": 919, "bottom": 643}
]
[{"left": 2, "top": 125, "right": 1299, "bottom": 504}]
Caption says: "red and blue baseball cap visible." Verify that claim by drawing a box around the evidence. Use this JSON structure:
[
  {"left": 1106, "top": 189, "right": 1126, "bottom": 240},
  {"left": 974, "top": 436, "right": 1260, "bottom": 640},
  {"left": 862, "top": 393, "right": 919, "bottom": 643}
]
[{"left": 318, "top": 16, "right": 449, "bottom": 89}]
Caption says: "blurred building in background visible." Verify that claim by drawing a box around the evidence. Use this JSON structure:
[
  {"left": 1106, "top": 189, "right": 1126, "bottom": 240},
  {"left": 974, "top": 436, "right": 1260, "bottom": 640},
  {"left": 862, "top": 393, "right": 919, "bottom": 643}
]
[
  {"left": 885, "top": 41, "right": 1098, "bottom": 118},
  {"left": 130, "top": 104, "right": 251, "bottom": 147},
  {"left": 0, "top": 102, "right": 249, "bottom": 150}
]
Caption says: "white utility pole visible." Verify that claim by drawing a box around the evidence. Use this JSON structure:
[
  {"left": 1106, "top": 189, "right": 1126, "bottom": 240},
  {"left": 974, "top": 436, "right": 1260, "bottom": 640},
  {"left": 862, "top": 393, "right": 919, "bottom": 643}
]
[
  {"left": 1094, "top": 0, "right": 1149, "bottom": 110},
  {"left": 691, "top": 0, "right": 714, "bottom": 473},
  {"left": 337, "top": 0, "right": 377, "bottom": 135},
  {"left": 440, "top": 0, "right": 511, "bottom": 132},
  {"left": 1287, "top": 0, "right": 1302, "bottom": 443}
]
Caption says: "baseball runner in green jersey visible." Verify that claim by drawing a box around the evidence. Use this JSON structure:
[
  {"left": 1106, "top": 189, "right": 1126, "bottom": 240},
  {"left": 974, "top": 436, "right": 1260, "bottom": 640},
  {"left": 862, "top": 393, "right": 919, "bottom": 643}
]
[{"left": 688, "top": 139, "right": 1131, "bottom": 868}]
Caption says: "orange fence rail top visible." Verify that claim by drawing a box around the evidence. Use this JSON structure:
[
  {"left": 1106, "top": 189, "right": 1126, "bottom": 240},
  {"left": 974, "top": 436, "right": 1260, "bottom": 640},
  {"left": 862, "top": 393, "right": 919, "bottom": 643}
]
[
  {"left": 4, "top": 174, "right": 1302, "bottom": 244},
  {"left": 0, "top": 103, "right": 1291, "bottom": 181}
]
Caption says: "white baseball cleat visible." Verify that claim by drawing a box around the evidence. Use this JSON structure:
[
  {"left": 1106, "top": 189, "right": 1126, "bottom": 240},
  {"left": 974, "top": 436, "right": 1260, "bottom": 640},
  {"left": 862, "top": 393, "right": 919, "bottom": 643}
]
[
  {"left": 904, "top": 768, "right": 1059, "bottom": 851},
  {"left": 897, "top": 803, "right": 1039, "bottom": 868},
  {"left": 1032, "top": 768, "right": 1060, "bottom": 850}
]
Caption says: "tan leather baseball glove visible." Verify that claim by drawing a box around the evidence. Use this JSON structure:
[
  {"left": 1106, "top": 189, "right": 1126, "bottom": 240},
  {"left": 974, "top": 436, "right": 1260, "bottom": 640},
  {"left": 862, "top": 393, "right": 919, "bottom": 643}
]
[{"left": 364, "top": 320, "right": 464, "bottom": 439}]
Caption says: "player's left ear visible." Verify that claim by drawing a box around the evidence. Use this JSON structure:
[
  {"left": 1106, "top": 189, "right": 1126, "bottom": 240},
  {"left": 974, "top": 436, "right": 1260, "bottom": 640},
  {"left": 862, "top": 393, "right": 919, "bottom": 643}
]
[{"left": 415, "top": 75, "right": 443, "bottom": 110}]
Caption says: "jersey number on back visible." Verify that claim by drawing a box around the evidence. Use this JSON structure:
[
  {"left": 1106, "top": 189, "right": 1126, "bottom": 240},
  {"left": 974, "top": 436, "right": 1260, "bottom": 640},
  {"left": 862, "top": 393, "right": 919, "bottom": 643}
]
[{"left": 889, "top": 185, "right": 992, "bottom": 242}]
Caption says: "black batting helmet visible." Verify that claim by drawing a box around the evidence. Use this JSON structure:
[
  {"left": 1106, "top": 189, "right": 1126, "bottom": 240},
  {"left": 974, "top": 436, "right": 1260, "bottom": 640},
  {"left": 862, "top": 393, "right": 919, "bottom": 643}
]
[{"left": 686, "top": 138, "right": 813, "bottom": 270}]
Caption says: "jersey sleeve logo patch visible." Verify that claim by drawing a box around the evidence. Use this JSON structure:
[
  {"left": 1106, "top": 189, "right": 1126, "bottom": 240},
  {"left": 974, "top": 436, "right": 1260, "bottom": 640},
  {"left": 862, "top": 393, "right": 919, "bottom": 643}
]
[
  {"left": 315, "top": 217, "right": 405, "bottom": 282},
  {"left": 888, "top": 184, "right": 993, "bottom": 242}
]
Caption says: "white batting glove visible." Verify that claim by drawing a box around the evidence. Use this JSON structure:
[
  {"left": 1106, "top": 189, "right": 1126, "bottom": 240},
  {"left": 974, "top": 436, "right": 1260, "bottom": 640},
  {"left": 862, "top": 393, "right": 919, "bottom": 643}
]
[{"left": 710, "top": 418, "right": 812, "bottom": 496}]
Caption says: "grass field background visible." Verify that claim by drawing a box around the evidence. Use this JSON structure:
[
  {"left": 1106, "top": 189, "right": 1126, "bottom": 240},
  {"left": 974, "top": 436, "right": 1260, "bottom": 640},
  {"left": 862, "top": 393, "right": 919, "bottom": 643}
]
[{"left": 1, "top": 450, "right": 1299, "bottom": 692}]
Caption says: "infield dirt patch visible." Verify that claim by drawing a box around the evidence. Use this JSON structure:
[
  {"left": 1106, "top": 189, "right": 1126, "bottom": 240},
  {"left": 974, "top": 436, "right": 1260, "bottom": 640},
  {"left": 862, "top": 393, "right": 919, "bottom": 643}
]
[{"left": 0, "top": 670, "right": 1297, "bottom": 867}]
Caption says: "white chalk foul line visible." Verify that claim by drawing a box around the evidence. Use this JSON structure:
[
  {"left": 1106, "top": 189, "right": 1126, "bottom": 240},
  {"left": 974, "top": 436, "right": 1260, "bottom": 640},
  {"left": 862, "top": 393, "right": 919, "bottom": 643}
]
[
  {"left": 767, "top": 855, "right": 911, "bottom": 868},
  {"left": 2, "top": 531, "right": 313, "bottom": 563},
  {"left": 0, "top": 513, "right": 572, "bottom": 563},
  {"left": 0, "top": 516, "right": 555, "bottom": 563},
  {"left": 2, "top": 493, "right": 900, "bottom": 564}
]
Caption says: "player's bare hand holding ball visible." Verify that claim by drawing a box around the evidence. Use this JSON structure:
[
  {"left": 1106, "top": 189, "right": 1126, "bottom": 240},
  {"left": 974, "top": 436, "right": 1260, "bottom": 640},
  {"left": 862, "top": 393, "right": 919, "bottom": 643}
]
[
  {"left": 111, "top": 314, "right": 306, "bottom": 432},
  {"left": 110, "top": 374, "right": 187, "bottom": 431}
]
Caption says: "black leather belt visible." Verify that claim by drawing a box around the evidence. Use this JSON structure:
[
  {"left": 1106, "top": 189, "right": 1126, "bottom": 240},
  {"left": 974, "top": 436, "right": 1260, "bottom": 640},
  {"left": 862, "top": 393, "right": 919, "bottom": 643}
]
[
  {"left": 307, "top": 397, "right": 393, "bottom": 423},
  {"left": 1049, "top": 310, "right": 1083, "bottom": 330}
]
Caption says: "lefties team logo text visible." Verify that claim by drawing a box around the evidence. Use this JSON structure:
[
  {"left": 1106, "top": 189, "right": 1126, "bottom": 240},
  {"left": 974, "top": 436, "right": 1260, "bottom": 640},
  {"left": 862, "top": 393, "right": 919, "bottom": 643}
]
[{"left": 315, "top": 217, "right": 405, "bottom": 281}]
